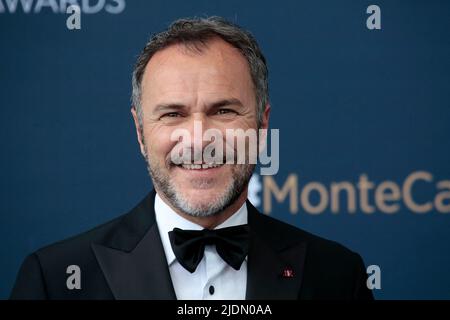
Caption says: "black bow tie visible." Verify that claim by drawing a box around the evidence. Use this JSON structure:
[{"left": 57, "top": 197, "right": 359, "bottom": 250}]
[{"left": 168, "top": 225, "right": 250, "bottom": 273}]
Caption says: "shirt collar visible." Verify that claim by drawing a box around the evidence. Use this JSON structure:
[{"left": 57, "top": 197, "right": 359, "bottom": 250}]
[{"left": 154, "top": 192, "right": 248, "bottom": 266}]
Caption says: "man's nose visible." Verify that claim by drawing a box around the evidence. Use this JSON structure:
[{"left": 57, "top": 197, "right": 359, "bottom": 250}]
[{"left": 184, "top": 112, "right": 213, "bottom": 151}]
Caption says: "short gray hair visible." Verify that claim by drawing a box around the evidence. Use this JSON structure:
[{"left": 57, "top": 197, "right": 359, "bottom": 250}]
[{"left": 131, "top": 16, "right": 269, "bottom": 127}]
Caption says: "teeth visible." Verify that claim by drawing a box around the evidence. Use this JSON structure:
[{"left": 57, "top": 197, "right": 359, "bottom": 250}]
[
  {"left": 201, "top": 163, "right": 222, "bottom": 169},
  {"left": 180, "top": 163, "right": 223, "bottom": 170}
]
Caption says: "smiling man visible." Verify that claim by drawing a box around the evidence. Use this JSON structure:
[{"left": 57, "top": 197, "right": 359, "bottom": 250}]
[
  {"left": 133, "top": 35, "right": 260, "bottom": 229},
  {"left": 11, "top": 16, "right": 373, "bottom": 300}
]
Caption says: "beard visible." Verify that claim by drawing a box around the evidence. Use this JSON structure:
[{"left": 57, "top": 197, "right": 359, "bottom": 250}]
[{"left": 143, "top": 144, "right": 255, "bottom": 218}]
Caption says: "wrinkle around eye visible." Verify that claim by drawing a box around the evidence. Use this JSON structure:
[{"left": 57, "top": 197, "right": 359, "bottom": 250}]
[
  {"left": 159, "top": 112, "right": 184, "bottom": 120},
  {"left": 216, "top": 108, "right": 237, "bottom": 115}
]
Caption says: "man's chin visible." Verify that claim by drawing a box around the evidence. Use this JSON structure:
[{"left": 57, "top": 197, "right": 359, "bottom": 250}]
[
  {"left": 167, "top": 186, "right": 234, "bottom": 217},
  {"left": 149, "top": 163, "right": 251, "bottom": 217},
  {"left": 178, "top": 187, "right": 228, "bottom": 204}
]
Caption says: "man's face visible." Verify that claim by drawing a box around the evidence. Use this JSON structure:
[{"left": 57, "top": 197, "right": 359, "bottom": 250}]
[{"left": 132, "top": 38, "right": 268, "bottom": 217}]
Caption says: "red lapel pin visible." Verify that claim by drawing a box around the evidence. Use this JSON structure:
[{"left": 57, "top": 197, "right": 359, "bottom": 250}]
[{"left": 282, "top": 268, "right": 294, "bottom": 278}]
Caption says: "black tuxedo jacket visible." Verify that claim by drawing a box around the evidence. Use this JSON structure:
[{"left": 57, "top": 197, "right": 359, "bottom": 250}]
[{"left": 11, "top": 190, "right": 374, "bottom": 300}]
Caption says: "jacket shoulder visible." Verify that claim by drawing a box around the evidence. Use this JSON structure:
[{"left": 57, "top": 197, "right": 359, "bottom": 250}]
[
  {"left": 10, "top": 214, "right": 125, "bottom": 300},
  {"left": 254, "top": 212, "right": 373, "bottom": 299}
]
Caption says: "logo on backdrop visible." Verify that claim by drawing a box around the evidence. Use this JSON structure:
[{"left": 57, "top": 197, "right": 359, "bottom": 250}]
[
  {"left": 249, "top": 171, "right": 450, "bottom": 215},
  {"left": 0, "top": 0, "right": 126, "bottom": 14}
]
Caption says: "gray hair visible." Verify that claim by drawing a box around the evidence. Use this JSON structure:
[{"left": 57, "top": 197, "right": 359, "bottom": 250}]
[{"left": 131, "top": 16, "right": 269, "bottom": 128}]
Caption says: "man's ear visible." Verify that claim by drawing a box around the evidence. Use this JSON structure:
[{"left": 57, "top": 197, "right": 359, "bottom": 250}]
[
  {"left": 131, "top": 107, "right": 146, "bottom": 157},
  {"left": 261, "top": 104, "right": 271, "bottom": 130},
  {"left": 258, "top": 104, "right": 271, "bottom": 153}
]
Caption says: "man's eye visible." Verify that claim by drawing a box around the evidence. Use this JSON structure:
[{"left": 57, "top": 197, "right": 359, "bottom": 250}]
[
  {"left": 216, "top": 109, "right": 236, "bottom": 115},
  {"left": 161, "top": 112, "right": 181, "bottom": 118}
]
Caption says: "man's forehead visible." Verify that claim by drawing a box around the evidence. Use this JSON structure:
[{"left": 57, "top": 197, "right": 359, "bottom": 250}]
[
  {"left": 147, "top": 37, "right": 247, "bottom": 68},
  {"left": 143, "top": 38, "right": 250, "bottom": 81},
  {"left": 141, "top": 38, "right": 253, "bottom": 95}
]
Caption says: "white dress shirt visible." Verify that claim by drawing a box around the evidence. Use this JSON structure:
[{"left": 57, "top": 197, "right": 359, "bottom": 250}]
[{"left": 154, "top": 193, "right": 248, "bottom": 300}]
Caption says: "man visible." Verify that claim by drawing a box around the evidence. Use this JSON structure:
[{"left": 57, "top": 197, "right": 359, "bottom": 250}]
[{"left": 10, "top": 16, "right": 373, "bottom": 300}]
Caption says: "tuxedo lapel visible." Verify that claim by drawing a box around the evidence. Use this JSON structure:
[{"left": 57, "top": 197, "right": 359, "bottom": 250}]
[
  {"left": 246, "top": 201, "right": 307, "bottom": 300},
  {"left": 91, "top": 192, "right": 307, "bottom": 300},
  {"left": 92, "top": 191, "right": 176, "bottom": 300}
]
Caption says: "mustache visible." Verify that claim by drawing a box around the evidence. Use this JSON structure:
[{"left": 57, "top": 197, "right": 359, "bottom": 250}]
[
  {"left": 165, "top": 145, "right": 239, "bottom": 167},
  {"left": 166, "top": 151, "right": 236, "bottom": 165}
]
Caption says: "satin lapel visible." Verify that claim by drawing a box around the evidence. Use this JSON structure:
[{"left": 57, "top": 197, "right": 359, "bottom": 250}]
[
  {"left": 245, "top": 202, "right": 307, "bottom": 300},
  {"left": 91, "top": 190, "right": 176, "bottom": 300},
  {"left": 92, "top": 224, "right": 176, "bottom": 300}
]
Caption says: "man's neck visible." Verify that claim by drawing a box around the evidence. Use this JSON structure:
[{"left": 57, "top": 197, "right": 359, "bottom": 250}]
[{"left": 155, "top": 189, "right": 248, "bottom": 229}]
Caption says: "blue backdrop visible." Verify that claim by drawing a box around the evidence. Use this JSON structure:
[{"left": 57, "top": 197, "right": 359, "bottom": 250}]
[{"left": 1, "top": 0, "right": 449, "bottom": 299}]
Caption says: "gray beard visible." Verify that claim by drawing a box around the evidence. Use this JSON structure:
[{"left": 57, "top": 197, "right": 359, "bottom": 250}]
[{"left": 144, "top": 151, "right": 254, "bottom": 218}]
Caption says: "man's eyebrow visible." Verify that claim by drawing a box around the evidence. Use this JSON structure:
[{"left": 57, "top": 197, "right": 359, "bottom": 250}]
[
  {"left": 152, "top": 103, "right": 187, "bottom": 113},
  {"left": 153, "top": 99, "right": 244, "bottom": 113},
  {"left": 209, "top": 98, "right": 244, "bottom": 109}
]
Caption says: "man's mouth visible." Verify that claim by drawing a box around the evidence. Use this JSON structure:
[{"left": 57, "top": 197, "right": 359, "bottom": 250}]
[
  {"left": 179, "top": 163, "right": 224, "bottom": 170},
  {"left": 181, "top": 163, "right": 223, "bottom": 170}
]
